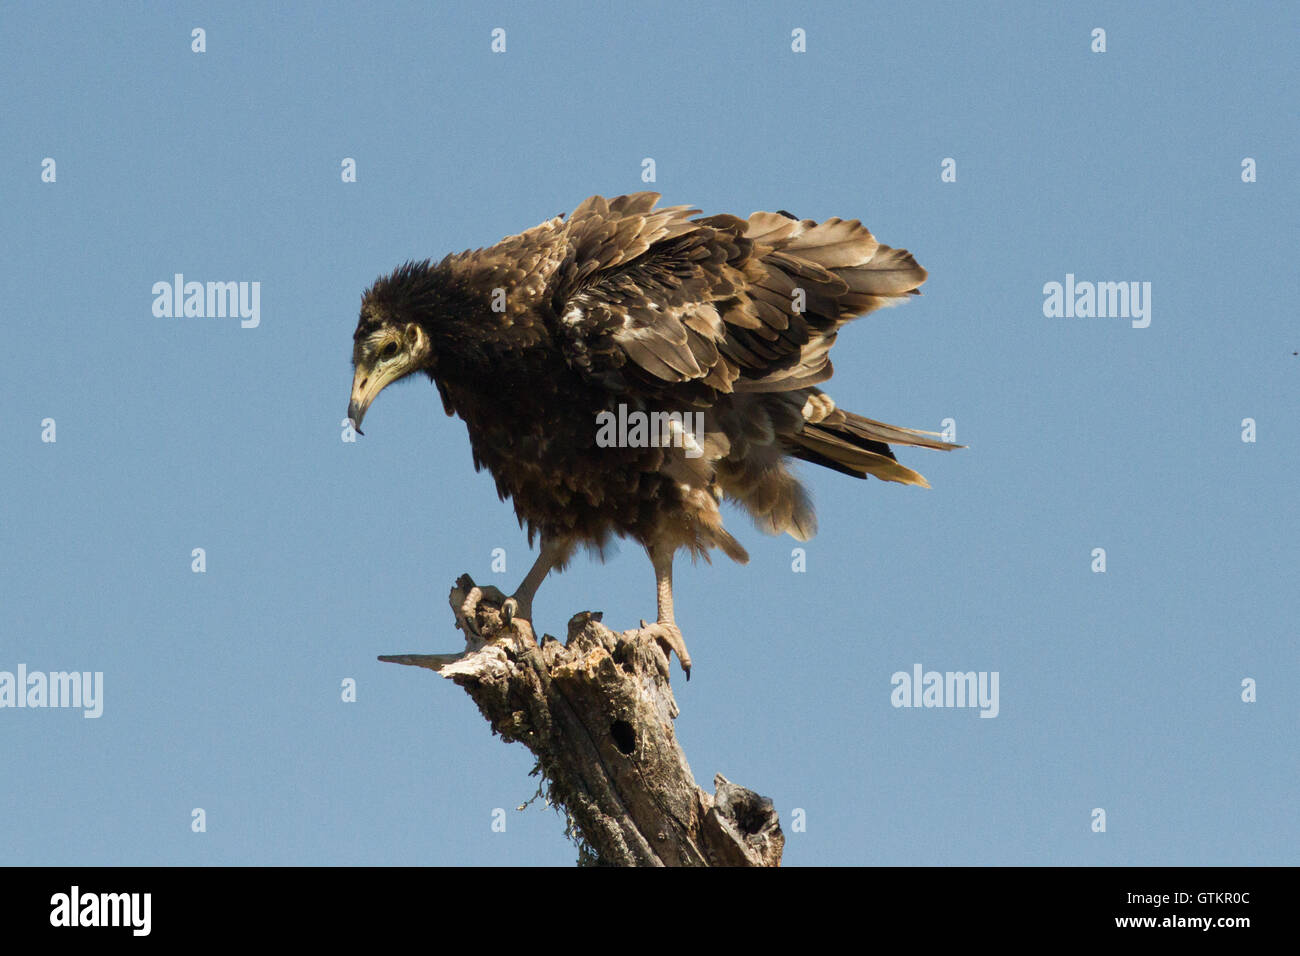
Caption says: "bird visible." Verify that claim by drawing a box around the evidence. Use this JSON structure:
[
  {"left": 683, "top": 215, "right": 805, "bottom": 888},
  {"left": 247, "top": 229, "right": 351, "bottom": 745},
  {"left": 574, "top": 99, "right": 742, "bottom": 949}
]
[{"left": 347, "top": 192, "right": 958, "bottom": 679}]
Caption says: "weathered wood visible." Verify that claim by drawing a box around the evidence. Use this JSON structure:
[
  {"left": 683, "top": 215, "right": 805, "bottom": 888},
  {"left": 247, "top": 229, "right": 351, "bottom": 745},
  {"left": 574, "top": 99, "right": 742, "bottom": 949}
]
[{"left": 379, "top": 574, "right": 784, "bottom": 867}]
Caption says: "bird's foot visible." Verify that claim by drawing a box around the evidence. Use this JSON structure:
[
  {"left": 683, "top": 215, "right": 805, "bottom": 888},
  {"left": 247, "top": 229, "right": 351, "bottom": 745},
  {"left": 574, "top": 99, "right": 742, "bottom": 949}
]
[
  {"left": 501, "top": 595, "right": 532, "bottom": 625},
  {"left": 461, "top": 584, "right": 532, "bottom": 625},
  {"left": 472, "top": 584, "right": 511, "bottom": 608},
  {"left": 637, "top": 620, "right": 692, "bottom": 680},
  {"left": 452, "top": 579, "right": 532, "bottom": 639},
  {"left": 452, "top": 576, "right": 506, "bottom": 641}
]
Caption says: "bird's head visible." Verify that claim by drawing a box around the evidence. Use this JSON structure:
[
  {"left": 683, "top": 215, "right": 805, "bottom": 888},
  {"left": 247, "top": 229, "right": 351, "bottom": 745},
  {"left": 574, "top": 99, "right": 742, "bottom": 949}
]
[{"left": 347, "top": 263, "right": 437, "bottom": 434}]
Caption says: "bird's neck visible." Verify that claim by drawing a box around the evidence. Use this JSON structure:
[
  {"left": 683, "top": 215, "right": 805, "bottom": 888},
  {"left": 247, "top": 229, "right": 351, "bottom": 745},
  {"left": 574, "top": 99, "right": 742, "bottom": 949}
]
[{"left": 413, "top": 266, "right": 536, "bottom": 381}]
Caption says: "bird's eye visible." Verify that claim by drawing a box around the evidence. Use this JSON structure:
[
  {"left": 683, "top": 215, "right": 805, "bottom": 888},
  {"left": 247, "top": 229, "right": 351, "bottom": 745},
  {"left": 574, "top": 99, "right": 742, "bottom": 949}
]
[{"left": 380, "top": 342, "right": 399, "bottom": 360}]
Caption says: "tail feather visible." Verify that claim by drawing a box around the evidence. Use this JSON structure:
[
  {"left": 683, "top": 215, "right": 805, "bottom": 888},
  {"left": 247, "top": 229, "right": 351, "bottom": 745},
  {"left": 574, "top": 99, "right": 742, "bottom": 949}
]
[
  {"left": 791, "top": 410, "right": 963, "bottom": 487},
  {"left": 832, "top": 410, "right": 963, "bottom": 452},
  {"left": 793, "top": 425, "right": 933, "bottom": 487}
]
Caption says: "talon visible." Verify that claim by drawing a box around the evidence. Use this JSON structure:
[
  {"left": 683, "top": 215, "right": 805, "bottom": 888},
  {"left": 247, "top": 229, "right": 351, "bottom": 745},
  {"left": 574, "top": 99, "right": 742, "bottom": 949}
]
[
  {"left": 474, "top": 584, "right": 510, "bottom": 606},
  {"left": 637, "top": 621, "right": 692, "bottom": 680}
]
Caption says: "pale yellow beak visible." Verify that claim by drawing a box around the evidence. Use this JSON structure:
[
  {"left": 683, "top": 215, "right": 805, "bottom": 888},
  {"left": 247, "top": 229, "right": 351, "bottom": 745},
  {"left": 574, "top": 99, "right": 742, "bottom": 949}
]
[{"left": 348, "top": 362, "right": 401, "bottom": 434}]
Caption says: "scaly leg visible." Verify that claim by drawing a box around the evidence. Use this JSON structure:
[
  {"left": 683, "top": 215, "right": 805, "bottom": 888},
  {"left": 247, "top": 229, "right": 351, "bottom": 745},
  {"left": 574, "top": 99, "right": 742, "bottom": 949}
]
[
  {"left": 637, "top": 543, "right": 692, "bottom": 679},
  {"left": 501, "top": 537, "right": 568, "bottom": 625}
]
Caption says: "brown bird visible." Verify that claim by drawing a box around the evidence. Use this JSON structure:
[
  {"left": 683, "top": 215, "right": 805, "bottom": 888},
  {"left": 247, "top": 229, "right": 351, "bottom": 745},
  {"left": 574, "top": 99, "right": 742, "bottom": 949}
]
[{"left": 348, "top": 193, "right": 958, "bottom": 678}]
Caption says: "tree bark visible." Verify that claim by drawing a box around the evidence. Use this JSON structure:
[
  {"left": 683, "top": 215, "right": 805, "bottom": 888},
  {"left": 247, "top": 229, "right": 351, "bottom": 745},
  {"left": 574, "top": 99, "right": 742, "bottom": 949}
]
[{"left": 379, "top": 574, "right": 784, "bottom": 867}]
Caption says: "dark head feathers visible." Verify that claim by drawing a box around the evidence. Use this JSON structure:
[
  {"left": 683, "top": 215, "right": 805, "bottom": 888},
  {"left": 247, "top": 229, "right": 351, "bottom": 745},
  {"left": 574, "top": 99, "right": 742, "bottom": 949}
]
[{"left": 355, "top": 259, "right": 441, "bottom": 338}]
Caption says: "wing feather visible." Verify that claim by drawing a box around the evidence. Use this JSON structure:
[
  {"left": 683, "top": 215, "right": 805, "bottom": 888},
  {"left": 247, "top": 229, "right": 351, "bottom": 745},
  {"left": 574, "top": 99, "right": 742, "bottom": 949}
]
[{"left": 553, "top": 193, "right": 929, "bottom": 404}]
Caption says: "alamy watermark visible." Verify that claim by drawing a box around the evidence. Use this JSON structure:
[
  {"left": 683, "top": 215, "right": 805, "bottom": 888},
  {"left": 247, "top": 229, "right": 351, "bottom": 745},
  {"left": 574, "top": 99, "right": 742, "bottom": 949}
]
[
  {"left": 0, "top": 665, "right": 103, "bottom": 718},
  {"left": 152, "top": 274, "right": 260, "bottom": 328},
  {"left": 891, "top": 663, "right": 999, "bottom": 718},
  {"left": 1042, "top": 273, "right": 1151, "bottom": 328},
  {"left": 595, "top": 404, "right": 706, "bottom": 458},
  {"left": 50, "top": 886, "right": 150, "bottom": 936}
]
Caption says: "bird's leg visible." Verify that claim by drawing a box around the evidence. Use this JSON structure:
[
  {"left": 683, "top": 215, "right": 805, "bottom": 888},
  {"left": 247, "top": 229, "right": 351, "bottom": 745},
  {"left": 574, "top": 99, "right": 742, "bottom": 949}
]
[
  {"left": 637, "top": 543, "right": 692, "bottom": 679},
  {"left": 501, "top": 537, "right": 566, "bottom": 624}
]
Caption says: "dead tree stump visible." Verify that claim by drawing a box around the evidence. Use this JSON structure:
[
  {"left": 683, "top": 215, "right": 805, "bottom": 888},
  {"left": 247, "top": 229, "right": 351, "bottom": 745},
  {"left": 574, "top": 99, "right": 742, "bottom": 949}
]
[{"left": 379, "top": 574, "right": 784, "bottom": 867}]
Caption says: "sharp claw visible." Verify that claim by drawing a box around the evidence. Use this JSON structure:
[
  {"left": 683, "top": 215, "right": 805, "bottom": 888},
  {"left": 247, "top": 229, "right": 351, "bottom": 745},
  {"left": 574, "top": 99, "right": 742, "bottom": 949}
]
[{"left": 638, "top": 621, "right": 692, "bottom": 679}]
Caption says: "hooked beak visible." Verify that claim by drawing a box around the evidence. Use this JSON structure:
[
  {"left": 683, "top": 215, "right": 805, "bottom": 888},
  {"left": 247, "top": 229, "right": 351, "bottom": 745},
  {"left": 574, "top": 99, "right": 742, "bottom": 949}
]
[
  {"left": 346, "top": 398, "right": 366, "bottom": 435},
  {"left": 348, "top": 364, "right": 393, "bottom": 435},
  {"left": 348, "top": 326, "right": 429, "bottom": 435}
]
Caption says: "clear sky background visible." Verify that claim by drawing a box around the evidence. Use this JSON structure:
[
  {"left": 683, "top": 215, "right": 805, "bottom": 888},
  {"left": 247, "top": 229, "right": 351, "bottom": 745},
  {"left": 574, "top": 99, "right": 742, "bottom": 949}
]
[{"left": 2, "top": 1, "right": 1295, "bottom": 866}]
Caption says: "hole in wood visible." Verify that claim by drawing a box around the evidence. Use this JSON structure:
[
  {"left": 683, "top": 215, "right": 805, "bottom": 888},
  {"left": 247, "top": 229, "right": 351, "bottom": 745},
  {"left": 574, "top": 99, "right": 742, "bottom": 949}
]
[{"left": 611, "top": 719, "right": 636, "bottom": 755}]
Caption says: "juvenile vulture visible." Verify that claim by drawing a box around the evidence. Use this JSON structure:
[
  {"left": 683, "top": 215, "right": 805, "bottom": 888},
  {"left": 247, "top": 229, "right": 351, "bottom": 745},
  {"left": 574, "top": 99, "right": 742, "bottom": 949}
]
[{"left": 348, "top": 192, "right": 958, "bottom": 678}]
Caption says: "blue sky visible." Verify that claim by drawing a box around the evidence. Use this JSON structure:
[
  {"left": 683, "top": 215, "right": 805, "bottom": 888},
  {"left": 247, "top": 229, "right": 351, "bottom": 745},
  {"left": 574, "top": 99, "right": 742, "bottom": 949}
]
[{"left": 2, "top": 1, "right": 1295, "bottom": 866}]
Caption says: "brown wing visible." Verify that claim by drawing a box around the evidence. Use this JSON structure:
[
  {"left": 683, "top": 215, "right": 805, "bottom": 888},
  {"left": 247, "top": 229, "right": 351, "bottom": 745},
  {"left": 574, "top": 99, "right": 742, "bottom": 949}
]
[{"left": 551, "top": 193, "right": 929, "bottom": 404}]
